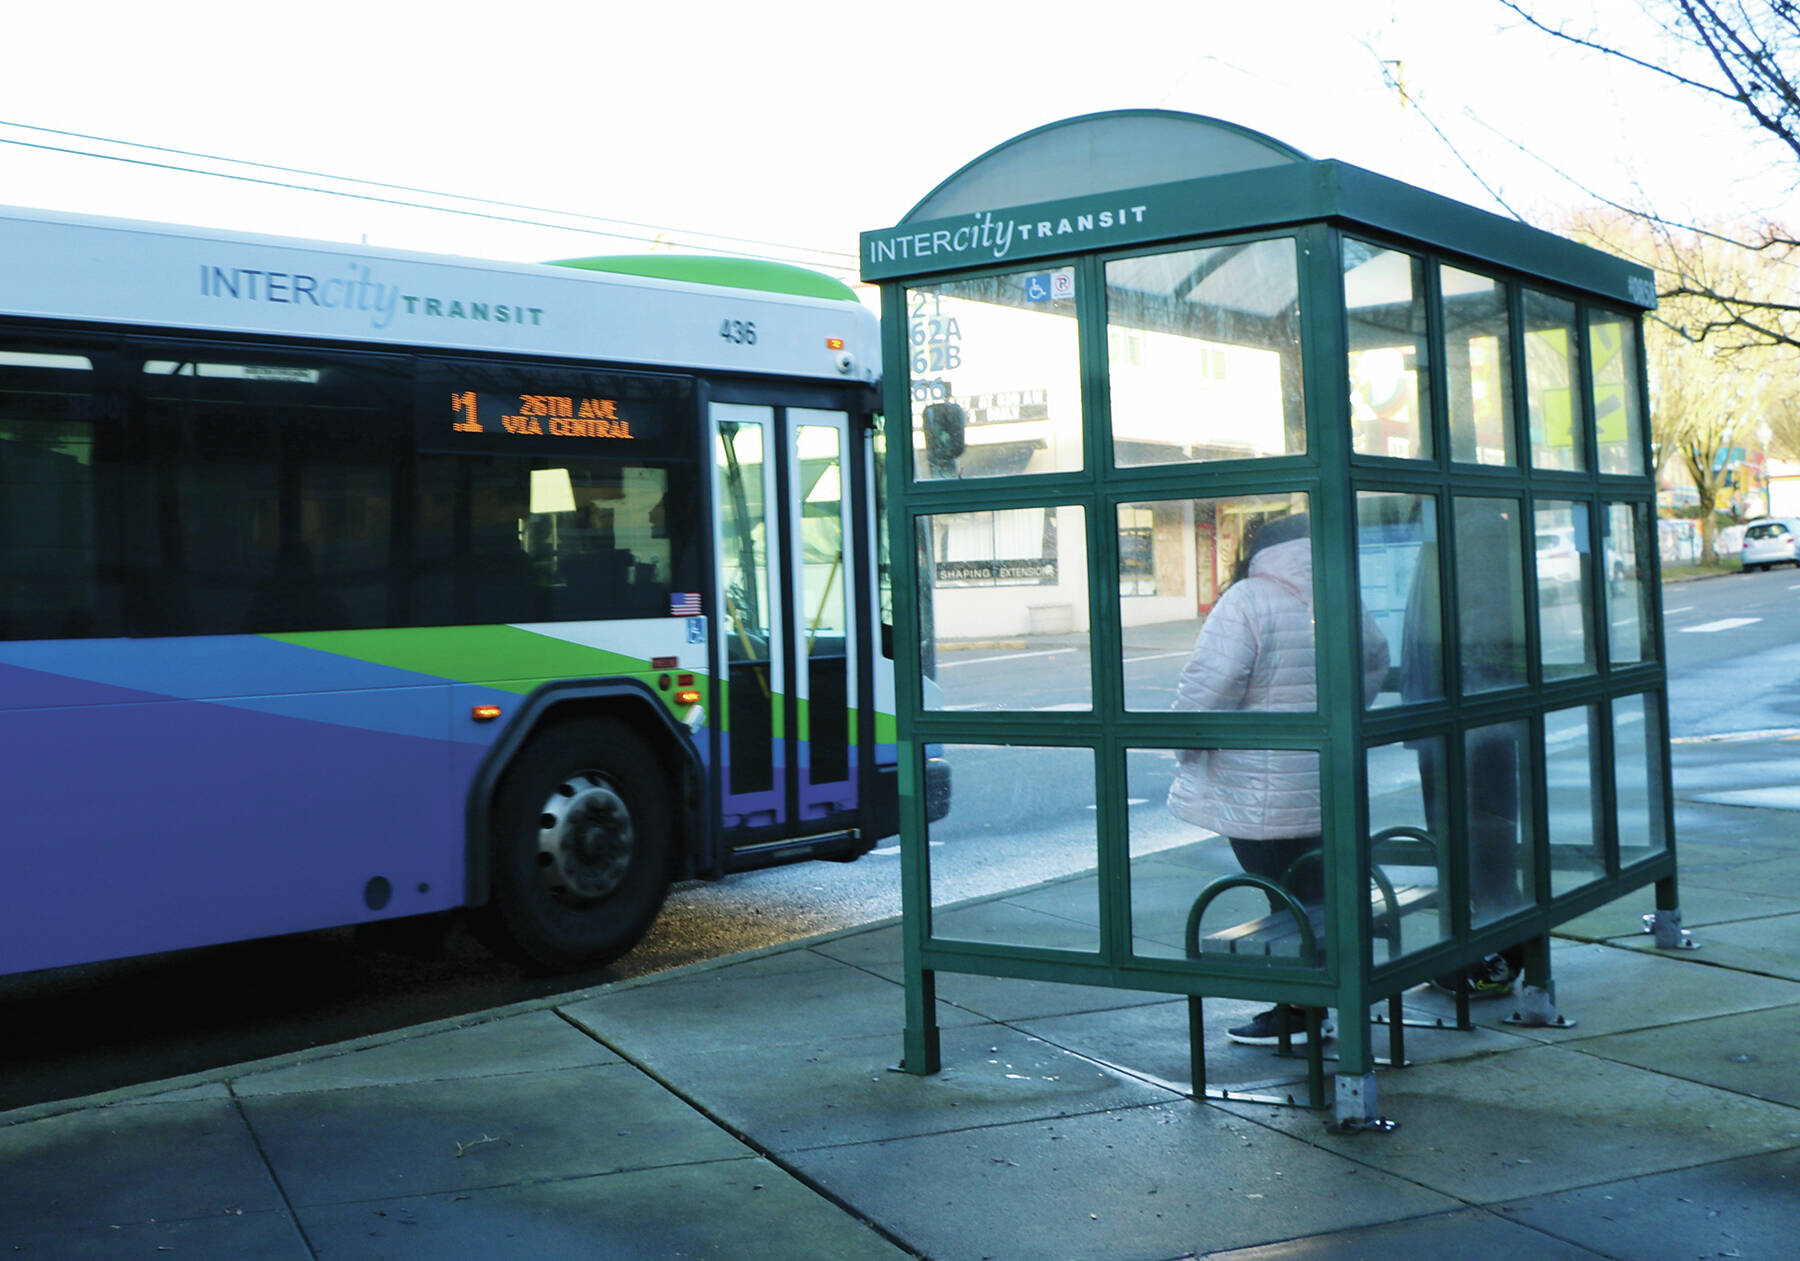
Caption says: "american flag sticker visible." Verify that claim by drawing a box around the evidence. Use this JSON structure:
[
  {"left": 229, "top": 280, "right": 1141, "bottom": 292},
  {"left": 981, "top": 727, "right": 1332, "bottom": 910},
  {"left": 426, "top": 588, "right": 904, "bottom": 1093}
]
[{"left": 669, "top": 592, "right": 702, "bottom": 616}]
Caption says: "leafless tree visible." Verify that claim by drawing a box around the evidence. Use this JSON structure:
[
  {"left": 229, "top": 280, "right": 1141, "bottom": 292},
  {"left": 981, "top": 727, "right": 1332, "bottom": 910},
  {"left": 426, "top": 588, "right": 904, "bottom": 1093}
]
[
  {"left": 1498, "top": 1, "right": 1800, "bottom": 353},
  {"left": 1567, "top": 206, "right": 1800, "bottom": 559}
]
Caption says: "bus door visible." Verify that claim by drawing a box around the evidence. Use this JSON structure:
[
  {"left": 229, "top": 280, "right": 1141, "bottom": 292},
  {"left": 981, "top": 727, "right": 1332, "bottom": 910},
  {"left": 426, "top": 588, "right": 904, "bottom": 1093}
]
[{"left": 711, "top": 403, "right": 860, "bottom": 850}]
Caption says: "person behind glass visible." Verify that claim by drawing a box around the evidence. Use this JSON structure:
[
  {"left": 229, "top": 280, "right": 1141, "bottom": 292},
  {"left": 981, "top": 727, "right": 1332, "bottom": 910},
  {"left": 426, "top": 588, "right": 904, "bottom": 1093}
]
[
  {"left": 1402, "top": 501, "right": 1528, "bottom": 998},
  {"left": 1167, "top": 512, "right": 1391, "bottom": 1045}
]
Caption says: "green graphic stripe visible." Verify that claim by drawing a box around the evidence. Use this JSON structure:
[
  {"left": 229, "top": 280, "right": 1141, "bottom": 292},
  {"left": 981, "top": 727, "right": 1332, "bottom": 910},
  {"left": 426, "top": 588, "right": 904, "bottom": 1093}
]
[
  {"left": 550, "top": 255, "right": 860, "bottom": 302},
  {"left": 268, "top": 625, "right": 655, "bottom": 692},
  {"left": 267, "top": 626, "right": 900, "bottom": 742}
]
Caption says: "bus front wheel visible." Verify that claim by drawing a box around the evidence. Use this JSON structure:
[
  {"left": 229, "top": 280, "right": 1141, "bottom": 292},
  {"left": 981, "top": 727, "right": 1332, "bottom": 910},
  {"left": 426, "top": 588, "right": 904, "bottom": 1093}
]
[{"left": 486, "top": 718, "right": 671, "bottom": 972}]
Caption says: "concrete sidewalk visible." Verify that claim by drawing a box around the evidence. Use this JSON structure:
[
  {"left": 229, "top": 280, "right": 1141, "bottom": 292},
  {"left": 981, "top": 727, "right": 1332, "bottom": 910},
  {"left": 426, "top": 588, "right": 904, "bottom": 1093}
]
[{"left": 3, "top": 739, "right": 1799, "bottom": 1260}]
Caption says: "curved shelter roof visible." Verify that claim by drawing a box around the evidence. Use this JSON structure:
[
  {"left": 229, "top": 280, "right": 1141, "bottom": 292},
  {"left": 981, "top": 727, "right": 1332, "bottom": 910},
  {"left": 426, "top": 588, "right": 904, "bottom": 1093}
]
[{"left": 866, "top": 109, "right": 1653, "bottom": 310}]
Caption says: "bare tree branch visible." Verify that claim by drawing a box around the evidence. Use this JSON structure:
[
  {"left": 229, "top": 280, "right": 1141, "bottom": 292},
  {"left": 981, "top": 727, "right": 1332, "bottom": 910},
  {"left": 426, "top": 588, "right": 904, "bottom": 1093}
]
[{"left": 1494, "top": 0, "right": 1752, "bottom": 102}]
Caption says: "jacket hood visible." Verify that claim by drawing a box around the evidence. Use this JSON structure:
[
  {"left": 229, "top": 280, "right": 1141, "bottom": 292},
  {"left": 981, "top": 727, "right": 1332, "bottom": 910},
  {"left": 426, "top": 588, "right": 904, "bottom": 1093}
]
[{"left": 1246, "top": 535, "right": 1312, "bottom": 605}]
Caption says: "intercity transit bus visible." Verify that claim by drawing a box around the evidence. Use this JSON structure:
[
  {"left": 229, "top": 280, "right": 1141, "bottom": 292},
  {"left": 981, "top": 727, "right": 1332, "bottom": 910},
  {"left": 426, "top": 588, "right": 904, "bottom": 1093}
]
[{"left": 0, "top": 204, "right": 919, "bottom": 975}]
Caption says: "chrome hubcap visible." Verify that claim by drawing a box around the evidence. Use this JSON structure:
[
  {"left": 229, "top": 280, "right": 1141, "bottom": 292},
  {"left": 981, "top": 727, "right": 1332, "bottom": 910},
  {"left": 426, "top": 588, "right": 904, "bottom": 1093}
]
[{"left": 536, "top": 772, "right": 634, "bottom": 903}]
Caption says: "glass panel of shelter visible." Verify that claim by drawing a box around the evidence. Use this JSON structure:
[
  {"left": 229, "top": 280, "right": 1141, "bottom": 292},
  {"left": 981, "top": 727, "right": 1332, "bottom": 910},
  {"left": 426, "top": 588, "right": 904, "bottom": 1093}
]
[
  {"left": 1347, "top": 253, "right": 1664, "bottom": 968},
  {"left": 1525, "top": 289, "right": 1588, "bottom": 472},
  {"left": 915, "top": 505, "right": 1091, "bottom": 711},
  {"left": 905, "top": 272, "right": 1082, "bottom": 481},
  {"left": 1104, "top": 237, "right": 1307, "bottom": 466},
  {"left": 1093, "top": 236, "right": 1326, "bottom": 969},
  {"left": 1117, "top": 490, "right": 1333, "bottom": 966},
  {"left": 1118, "top": 492, "right": 1312, "bottom": 712},
  {"left": 1535, "top": 498, "right": 1596, "bottom": 679},
  {"left": 926, "top": 743, "right": 1100, "bottom": 952},
  {"left": 1444, "top": 265, "right": 1516, "bottom": 466},
  {"left": 1128, "top": 745, "right": 1328, "bottom": 967},
  {"left": 1604, "top": 501, "right": 1656, "bottom": 665},
  {"left": 1615, "top": 692, "right": 1670, "bottom": 865},
  {"left": 1590, "top": 312, "right": 1646, "bottom": 475},
  {"left": 1546, "top": 703, "right": 1606, "bottom": 897},
  {"left": 1344, "top": 239, "right": 1431, "bottom": 461}
]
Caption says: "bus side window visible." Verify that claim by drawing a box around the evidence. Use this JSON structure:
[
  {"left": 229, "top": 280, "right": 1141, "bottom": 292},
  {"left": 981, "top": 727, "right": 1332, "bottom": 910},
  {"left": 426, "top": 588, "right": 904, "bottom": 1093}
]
[
  {"left": 0, "top": 333, "right": 123, "bottom": 641},
  {"left": 130, "top": 346, "right": 410, "bottom": 637}
]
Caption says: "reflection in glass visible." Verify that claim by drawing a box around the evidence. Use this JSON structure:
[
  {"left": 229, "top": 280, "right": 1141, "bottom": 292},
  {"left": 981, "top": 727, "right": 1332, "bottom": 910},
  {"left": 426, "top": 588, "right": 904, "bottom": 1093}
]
[
  {"left": 1444, "top": 266, "right": 1515, "bottom": 465},
  {"left": 1546, "top": 706, "right": 1606, "bottom": 897},
  {"left": 1346, "top": 240, "right": 1431, "bottom": 459},
  {"left": 905, "top": 273, "right": 1081, "bottom": 480},
  {"left": 1464, "top": 720, "right": 1532, "bottom": 928},
  {"left": 794, "top": 417, "right": 850, "bottom": 789},
  {"left": 1131, "top": 745, "right": 1326, "bottom": 965},
  {"left": 1535, "top": 499, "right": 1595, "bottom": 678},
  {"left": 928, "top": 744, "right": 1099, "bottom": 951},
  {"left": 1455, "top": 498, "right": 1527, "bottom": 694},
  {"left": 1615, "top": 694, "right": 1669, "bottom": 864},
  {"left": 1117, "top": 494, "right": 1313, "bottom": 712},
  {"left": 919, "top": 506, "right": 1090, "bottom": 710},
  {"left": 715, "top": 409, "right": 775, "bottom": 796},
  {"left": 1525, "top": 290, "right": 1587, "bottom": 471},
  {"left": 1106, "top": 238, "right": 1306, "bottom": 466},
  {"left": 1590, "top": 312, "right": 1646, "bottom": 474},
  {"left": 1604, "top": 502, "right": 1654, "bottom": 665},
  {"left": 1358, "top": 492, "right": 1438, "bottom": 708},
  {"left": 1367, "top": 738, "right": 1451, "bottom": 963}
]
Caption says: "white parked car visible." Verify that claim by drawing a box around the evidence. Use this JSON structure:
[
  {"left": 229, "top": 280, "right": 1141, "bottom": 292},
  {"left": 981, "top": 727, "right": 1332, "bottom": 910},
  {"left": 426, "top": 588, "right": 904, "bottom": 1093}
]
[
  {"left": 1740, "top": 518, "right": 1800, "bottom": 571},
  {"left": 1534, "top": 526, "right": 1582, "bottom": 598}
]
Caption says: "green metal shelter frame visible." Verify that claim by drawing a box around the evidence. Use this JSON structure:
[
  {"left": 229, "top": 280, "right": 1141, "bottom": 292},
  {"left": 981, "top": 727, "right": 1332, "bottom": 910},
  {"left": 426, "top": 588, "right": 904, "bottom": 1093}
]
[{"left": 862, "top": 111, "right": 1677, "bottom": 1126}]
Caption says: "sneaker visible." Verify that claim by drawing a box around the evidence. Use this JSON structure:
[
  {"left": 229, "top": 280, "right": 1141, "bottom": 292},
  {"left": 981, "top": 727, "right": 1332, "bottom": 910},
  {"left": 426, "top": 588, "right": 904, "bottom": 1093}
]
[
  {"left": 1429, "top": 953, "right": 1516, "bottom": 1000},
  {"left": 1226, "top": 1005, "right": 1334, "bottom": 1045}
]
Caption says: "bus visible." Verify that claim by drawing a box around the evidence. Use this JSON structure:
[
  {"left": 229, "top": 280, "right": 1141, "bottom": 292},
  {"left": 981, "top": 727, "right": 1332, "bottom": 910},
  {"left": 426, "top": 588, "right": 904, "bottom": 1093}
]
[{"left": 0, "top": 203, "right": 911, "bottom": 975}]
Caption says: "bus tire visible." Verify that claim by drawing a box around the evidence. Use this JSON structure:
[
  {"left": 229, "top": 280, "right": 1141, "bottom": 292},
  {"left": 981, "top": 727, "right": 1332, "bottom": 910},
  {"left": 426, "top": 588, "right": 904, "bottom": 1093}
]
[{"left": 485, "top": 717, "right": 671, "bottom": 972}]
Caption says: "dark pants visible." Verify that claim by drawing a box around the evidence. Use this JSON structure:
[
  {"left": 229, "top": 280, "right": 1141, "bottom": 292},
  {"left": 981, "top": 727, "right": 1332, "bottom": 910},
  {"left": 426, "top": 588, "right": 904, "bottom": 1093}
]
[
  {"left": 1229, "top": 834, "right": 1324, "bottom": 911},
  {"left": 1417, "top": 737, "right": 1527, "bottom": 975}
]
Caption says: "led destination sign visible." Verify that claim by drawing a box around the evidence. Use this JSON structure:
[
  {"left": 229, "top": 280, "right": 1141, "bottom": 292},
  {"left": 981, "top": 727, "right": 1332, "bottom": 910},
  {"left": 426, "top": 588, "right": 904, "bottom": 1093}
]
[
  {"left": 450, "top": 389, "right": 636, "bottom": 440},
  {"left": 418, "top": 362, "right": 693, "bottom": 457}
]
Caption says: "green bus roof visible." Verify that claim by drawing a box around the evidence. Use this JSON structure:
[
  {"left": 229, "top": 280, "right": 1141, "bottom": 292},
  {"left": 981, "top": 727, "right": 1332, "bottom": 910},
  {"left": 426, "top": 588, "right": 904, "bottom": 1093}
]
[{"left": 549, "top": 254, "right": 860, "bottom": 303}]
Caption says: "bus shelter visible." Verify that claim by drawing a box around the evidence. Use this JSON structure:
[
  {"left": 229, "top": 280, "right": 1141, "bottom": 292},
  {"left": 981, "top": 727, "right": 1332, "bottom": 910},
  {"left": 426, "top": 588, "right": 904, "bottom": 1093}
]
[{"left": 862, "top": 112, "right": 1679, "bottom": 1126}]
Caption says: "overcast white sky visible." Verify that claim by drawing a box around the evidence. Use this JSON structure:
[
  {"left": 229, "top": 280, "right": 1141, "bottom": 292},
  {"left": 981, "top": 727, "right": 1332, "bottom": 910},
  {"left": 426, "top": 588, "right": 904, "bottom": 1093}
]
[{"left": 1, "top": 0, "right": 1789, "bottom": 284}]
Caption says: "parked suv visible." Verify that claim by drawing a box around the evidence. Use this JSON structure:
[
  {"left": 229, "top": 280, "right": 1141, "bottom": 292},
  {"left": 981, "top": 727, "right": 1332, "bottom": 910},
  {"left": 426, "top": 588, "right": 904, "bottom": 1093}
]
[{"left": 1740, "top": 518, "right": 1800, "bottom": 571}]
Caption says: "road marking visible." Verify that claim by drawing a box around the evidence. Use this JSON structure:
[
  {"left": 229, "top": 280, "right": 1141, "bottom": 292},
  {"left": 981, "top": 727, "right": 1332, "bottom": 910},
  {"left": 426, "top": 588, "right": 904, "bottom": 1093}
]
[
  {"left": 1678, "top": 617, "right": 1762, "bottom": 633},
  {"left": 1670, "top": 727, "right": 1800, "bottom": 744},
  {"left": 940, "top": 648, "right": 1069, "bottom": 668},
  {"left": 1085, "top": 799, "right": 1151, "bottom": 809},
  {"left": 870, "top": 842, "right": 943, "bottom": 855},
  {"left": 1125, "top": 651, "right": 1190, "bottom": 663},
  {"left": 1662, "top": 606, "right": 1693, "bottom": 615}
]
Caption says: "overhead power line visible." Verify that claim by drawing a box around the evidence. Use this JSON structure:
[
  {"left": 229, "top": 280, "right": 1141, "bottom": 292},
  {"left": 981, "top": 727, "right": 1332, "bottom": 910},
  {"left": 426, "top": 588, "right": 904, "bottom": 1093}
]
[{"left": 0, "top": 119, "right": 860, "bottom": 276}]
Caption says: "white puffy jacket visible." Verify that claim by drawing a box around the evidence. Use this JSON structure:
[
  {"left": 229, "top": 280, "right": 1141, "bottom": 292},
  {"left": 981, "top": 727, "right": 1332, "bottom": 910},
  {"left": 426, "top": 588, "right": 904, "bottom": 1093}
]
[{"left": 1166, "top": 537, "right": 1389, "bottom": 839}]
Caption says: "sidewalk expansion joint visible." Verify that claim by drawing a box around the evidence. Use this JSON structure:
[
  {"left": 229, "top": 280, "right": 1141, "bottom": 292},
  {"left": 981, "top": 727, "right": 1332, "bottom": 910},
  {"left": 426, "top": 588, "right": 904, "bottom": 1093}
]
[{"left": 548, "top": 1007, "right": 927, "bottom": 1258}]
